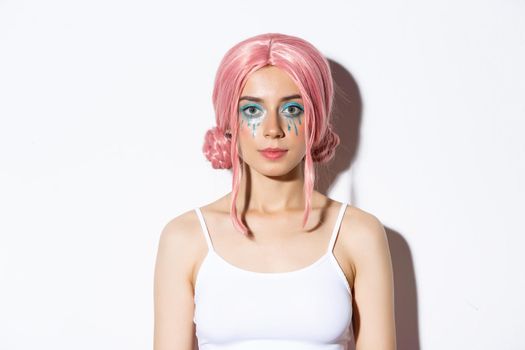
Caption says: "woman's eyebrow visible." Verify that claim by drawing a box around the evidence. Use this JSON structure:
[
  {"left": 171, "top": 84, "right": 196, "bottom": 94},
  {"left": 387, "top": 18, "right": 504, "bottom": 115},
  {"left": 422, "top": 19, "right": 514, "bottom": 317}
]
[{"left": 239, "top": 94, "right": 302, "bottom": 103}]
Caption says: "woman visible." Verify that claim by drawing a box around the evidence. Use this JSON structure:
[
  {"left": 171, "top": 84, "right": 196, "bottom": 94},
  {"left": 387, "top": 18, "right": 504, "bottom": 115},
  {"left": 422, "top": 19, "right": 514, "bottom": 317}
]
[{"left": 154, "top": 33, "right": 396, "bottom": 350}]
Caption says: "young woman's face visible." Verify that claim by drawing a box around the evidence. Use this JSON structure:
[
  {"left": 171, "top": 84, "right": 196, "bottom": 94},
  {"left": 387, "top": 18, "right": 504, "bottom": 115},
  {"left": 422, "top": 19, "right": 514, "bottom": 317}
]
[{"left": 237, "top": 65, "right": 306, "bottom": 177}]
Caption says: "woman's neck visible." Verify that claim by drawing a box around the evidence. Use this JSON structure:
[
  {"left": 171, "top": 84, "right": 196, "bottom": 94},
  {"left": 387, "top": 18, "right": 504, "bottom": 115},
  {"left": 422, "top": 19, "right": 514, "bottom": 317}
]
[{"left": 235, "top": 161, "right": 306, "bottom": 214}]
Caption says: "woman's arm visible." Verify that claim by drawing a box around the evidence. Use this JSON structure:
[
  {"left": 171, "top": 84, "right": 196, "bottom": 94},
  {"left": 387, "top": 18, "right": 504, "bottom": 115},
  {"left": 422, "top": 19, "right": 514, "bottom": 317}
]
[
  {"left": 351, "top": 213, "right": 396, "bottom": 350},
  {"left": 153, "top": 217, "right": 197, "bottom": 350}
]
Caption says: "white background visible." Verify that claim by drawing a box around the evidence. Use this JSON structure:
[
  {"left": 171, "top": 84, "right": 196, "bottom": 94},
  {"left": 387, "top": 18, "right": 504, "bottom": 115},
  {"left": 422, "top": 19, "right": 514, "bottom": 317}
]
[{"left": 1, "top": 1, "right": 524, "bottom": 349}]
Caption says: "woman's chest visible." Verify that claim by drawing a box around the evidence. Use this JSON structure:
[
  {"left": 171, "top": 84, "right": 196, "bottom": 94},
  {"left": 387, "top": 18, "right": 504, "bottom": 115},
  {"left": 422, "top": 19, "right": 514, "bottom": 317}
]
[{"left": 193, "top": 254, "right": 353, "bottom": 346}]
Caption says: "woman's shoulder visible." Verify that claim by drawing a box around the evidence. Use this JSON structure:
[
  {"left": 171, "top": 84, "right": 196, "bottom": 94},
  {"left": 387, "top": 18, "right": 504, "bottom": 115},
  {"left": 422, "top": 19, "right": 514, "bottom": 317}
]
[
  {"left": 341, "top": 204, "right": 386, "bottom": 241},
  {"left": 340, "top": 199, "right": 379, "bottom": 221},
  {"left": 313, "top": 194, "right": 385, "bottom": 244},
  {"left": 161, "top": 193, "right": 229, "bottom": 234},
  {"left": 157, "top": 209, "right": 203, "bottom": 268},
  {"left": 161, "top": 209, "right": 200, "bottom": 238},
  {"left": 339, "top": 203, "right": 389, "bottom": 272},
  {"left": 158, "top": 195, "right": 230, "bottom": 253},
  {"left": 156, "top": 198, "right": 226, "bottom": 282}
]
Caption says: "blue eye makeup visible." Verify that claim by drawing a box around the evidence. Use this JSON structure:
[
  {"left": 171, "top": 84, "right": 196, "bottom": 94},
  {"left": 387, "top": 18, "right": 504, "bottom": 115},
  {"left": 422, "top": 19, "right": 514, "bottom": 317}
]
[
  {"left": 280, "top": 102, "right": 304, "bottom": 117},
  {"left": 238, "top": 101, "right": 304, "bottom": 137},
  {"left": 239, "top": 103, "right": 266, "bottom": 119}
]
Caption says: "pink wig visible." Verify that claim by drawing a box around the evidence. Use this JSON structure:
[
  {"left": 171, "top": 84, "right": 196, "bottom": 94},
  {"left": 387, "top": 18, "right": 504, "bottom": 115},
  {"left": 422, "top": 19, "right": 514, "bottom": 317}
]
[{"left": 202, "top": 33, "right": 340, "bottom": 235}]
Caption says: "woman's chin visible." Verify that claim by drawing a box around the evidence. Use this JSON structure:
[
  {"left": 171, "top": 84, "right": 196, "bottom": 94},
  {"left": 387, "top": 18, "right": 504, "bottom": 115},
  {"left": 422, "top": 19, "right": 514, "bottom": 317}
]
[{"left": 251, "top": 163, "right": 303, "bottom": 179}]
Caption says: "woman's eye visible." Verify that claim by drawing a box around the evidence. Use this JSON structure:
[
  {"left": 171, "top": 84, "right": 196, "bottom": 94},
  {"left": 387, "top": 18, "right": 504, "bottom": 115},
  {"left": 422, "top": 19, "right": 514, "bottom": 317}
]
[
  {"left": 286, "top": 106, "right": 299, "bottom": 114},
  {"left": 282, "top": 103, "right": 304, "bottom": 117},
  {"left": 240, "top": 105, "right": 264, "bottom": 118}
]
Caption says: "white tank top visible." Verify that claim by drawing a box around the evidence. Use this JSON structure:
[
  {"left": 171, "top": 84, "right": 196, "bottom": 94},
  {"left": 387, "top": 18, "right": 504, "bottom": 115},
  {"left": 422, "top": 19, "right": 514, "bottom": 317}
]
[{"left": 193, "top": 201, "right": 353, "bottom": 350}]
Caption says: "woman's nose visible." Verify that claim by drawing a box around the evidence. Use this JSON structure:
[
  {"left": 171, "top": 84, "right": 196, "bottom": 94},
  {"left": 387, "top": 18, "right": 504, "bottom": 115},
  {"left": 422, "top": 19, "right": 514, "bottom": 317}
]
[{"left": 263, "top": 110, "right": 285, "bottom": 138}]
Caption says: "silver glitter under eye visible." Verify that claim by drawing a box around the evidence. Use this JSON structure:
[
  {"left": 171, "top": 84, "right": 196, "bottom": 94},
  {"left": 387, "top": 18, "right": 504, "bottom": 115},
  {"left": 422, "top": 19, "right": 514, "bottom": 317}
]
[
  {"left": 280, "top": 102, "right": 304, "bottom": 136},
  {"left": 239, "top": 103, "right": 266, "bottom": 137}
]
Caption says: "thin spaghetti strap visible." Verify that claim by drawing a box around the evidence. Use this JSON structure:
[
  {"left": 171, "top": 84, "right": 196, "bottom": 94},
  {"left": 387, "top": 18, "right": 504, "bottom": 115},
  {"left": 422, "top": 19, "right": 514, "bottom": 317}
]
[
  {"left": 194, "top": 207, "right": 214, "bottom": 252},
  {"left": 327, "top": 201, "right": 349, "bottom": 253}
]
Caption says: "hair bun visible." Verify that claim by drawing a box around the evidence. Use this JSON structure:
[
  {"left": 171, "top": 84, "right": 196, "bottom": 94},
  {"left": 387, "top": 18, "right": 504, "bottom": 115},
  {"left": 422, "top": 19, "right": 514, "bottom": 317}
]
[
  {"left": 203, "top": 127, "right": 232, "bottom": 169},
  {"left": 311, "top": 127, "right": 340, "bottom": 163}
]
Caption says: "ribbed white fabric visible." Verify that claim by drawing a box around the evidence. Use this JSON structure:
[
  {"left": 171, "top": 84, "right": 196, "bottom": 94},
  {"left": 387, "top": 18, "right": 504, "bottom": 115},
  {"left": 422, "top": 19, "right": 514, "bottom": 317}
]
[{"left": 193, "top": 202, "right": 353, "bottom": 350}]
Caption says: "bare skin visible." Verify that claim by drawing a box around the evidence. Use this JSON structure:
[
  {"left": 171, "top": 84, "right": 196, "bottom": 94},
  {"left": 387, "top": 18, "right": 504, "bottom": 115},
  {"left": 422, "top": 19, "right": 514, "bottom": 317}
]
[{"left": 153, "top": 66, "right": 396, "bottom": 350}]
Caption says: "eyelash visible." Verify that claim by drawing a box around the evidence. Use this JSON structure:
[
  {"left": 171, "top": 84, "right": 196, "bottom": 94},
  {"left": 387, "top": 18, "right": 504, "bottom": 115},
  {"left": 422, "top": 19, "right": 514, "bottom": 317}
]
[{"left": 239, "top": 102, "right": 304, "bottom": 119}]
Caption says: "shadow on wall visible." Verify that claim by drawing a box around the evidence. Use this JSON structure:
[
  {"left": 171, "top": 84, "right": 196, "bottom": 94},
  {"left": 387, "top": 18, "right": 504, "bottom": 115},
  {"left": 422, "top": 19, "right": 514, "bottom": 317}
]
[
  {"left": 190, "top": 60, "right": 421, "bottom": 350},
  {"left": 319, "top": 59, "right": 421, "bottom": 350}
]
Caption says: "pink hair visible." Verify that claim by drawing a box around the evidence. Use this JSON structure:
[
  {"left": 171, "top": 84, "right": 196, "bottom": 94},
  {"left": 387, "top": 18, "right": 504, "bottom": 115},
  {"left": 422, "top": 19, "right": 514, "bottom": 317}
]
[{"left": 202, "top": 33, "right": 339, "bottom": 235}]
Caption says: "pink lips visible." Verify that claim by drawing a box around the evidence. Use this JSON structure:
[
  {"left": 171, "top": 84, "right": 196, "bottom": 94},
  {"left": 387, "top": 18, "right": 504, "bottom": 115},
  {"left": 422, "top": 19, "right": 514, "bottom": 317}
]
[{"left": 259, "top": 148, "right": 288, "bottom": 160}]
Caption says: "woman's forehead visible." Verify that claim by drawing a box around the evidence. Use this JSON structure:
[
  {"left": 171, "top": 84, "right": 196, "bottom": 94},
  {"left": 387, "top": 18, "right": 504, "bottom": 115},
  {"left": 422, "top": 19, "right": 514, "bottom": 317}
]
[{"left": 241, "top": 66, "right": 301, "bottom": 101}]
